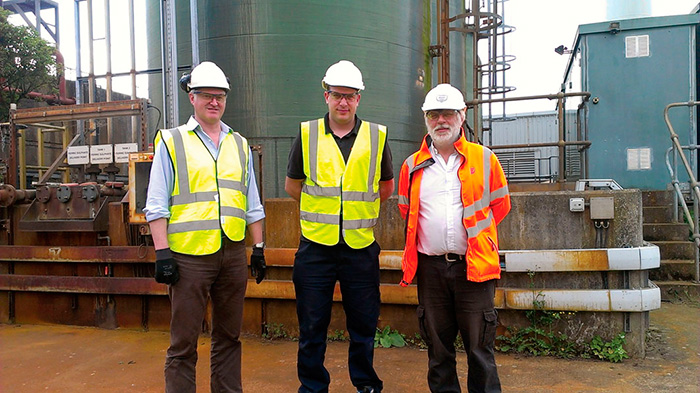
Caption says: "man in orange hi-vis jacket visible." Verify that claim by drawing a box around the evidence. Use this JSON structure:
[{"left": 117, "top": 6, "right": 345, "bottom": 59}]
[{"left": 397, "top": 84, "right": 510, "bottom": 393}]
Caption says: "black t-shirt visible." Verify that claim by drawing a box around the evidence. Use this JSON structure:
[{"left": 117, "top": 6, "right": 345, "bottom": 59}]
[{"left": 286, "top": 114, "right": 394, "bottom": 181}]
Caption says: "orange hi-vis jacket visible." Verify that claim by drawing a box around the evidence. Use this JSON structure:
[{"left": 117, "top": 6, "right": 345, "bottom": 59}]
[{"left": 397, "top": 130, "right": 511, "bottom": 286}]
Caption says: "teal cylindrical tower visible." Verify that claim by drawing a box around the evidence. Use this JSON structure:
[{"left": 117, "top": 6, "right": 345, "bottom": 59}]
[{"left": 147, "top": 0, "right": 472, "bottom": 198}]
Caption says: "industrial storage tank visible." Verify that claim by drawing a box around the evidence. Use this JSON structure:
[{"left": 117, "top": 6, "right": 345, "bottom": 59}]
[{"left": 146, "top": 0, "right": 473, "bottom": 198}]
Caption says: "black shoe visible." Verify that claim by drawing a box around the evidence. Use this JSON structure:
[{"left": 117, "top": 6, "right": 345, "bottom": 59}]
[{"left": 357, "top": 387, "right": 380, "bottom": 393}]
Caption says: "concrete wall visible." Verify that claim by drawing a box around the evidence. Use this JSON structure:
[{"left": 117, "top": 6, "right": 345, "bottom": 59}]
[{"left": 262, "top": 188, "right": 652, "bottom": 357}]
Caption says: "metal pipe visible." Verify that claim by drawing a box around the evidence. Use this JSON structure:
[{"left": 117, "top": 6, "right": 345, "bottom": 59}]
[
  {"left": 87, "top": 0, "right": 95, "bottom": 106},
  {"left": 129, "top": 0, "right": 138, "bottom": 143},
  {"left": 190, "top": 0, "right": 200, "bottom": 65},
  {"left": 557, "top": 95, "right": 565, "bottom": 182},
  {"left": 105, "top": 0, "right": 113, "bottom": 144},
  {"left": 470, "top": 91, "right": 591, "bottom": 106},
  {"left": 664, "top": 101, "right": 700, "bottom": 282},
  {"left": 488, "top": 140, "right": 590, "bottom": 150}
]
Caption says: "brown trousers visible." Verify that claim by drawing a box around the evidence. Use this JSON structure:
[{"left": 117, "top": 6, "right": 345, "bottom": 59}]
[{"left": 165, "top": 238, "right": 248, "bottom": 393}]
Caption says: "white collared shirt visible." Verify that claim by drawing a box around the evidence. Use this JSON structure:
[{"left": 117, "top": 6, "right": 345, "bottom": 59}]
[{"left": 416, "top": 143, "right": 468, "bottom": 256}]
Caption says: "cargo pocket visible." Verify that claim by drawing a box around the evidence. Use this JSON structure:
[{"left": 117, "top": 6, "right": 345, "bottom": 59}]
[
  {"left": 417, "top": 305, "right": 431, "bottom": 347},
  {"left": 481, "top": 309, "right": 498, "bottom": 348}
]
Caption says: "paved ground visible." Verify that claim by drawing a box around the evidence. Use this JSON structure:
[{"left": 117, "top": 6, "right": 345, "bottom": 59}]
[{"left": 0, "top": 301, "right": 698, "bottom": 393}]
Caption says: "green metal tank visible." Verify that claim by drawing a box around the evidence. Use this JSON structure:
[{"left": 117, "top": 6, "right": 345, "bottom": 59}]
[{"left": 146, "top": 0, "right": 473, "bottom": 198}]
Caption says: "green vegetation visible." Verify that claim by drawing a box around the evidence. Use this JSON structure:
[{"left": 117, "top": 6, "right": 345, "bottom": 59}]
[
  {"left": 262, "top": 323, "right": 288, "bottom": 340},
  {"left": 0, "top": 8, "right": 59, "bottom": 121},
  {"left": 496, "top": 271, "right": 629, "bottom": 363},
  {"left": 374, "top": 326, "right": 406, "bottom": 348}
]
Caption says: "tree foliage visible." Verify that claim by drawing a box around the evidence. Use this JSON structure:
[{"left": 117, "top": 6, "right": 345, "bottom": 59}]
[{"left": 0, "top": 8, "right": 59, "bottom": 122}]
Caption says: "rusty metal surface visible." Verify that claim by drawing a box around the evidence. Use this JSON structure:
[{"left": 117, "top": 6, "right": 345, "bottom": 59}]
[
  {"left": 10, "top": 100, "right": 148, "bottom": 123},
  {"left": 256, "top": 248, "right": 402, "bottom": 270},
  {"left": 0, "top": 275, "right": 166, "bottom": 295},
  {"left": 0, "top": 245, "right": 154, "bottom": 262}
]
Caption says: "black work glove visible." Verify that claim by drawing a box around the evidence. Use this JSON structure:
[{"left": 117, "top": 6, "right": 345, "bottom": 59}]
[
  {"left": 250, "top": 246, "right": 266, "bottom": 284},
  {"left": 155, "top": 248, "right": 180, "bottom": 285}
]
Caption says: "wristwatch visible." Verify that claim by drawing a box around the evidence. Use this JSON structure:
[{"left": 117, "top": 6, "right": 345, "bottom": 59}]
[{"left": 253, "top": 242, "right": 265, "bottom": 249}]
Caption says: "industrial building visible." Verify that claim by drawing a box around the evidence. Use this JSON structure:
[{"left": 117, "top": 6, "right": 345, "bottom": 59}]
[{"left": 1, "top": 0, "right": 698, "bottom": 373}]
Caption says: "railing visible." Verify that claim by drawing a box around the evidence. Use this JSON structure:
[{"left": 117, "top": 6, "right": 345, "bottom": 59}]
[
  {"left": 472, "top": 91, "right": 592, "bottom": 183},
  {"left": 663, "top": 101, "right": 700, "bottom": 282}
]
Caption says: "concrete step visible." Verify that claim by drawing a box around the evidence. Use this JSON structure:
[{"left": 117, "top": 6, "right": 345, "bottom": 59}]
[
  {"left": 649, "top": 240, "right": 697, "bottom": 260},
  {"left": 649, "top": 260, "right": 697, "bottom": 281},
  {"left": 641, "top": 190, "right": 676, "bottom": 207},
  {"left": 642, "top": 206, "right": 676, "bottom": 223},
  {"left": 643, "top": 222, "right": 690, "bottom": 241},
  {"left": 652, "top": 280, "right": 700, "bottom": 302}
]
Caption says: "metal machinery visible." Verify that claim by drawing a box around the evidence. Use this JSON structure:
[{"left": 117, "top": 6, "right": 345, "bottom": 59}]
[
  {"left": 0, "top": 100, "right": 169, "bottom": 329},
  {"left": 0, "top": 1, "right": 667, "bottom": 360}
]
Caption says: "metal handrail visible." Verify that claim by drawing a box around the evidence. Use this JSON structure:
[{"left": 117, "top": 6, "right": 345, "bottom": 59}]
[
  {"left": 472, "top": 91, "right": 591, "bottom": 182},
  {"left": 663, "top": 101, "right": 700, "bottom": 282}
]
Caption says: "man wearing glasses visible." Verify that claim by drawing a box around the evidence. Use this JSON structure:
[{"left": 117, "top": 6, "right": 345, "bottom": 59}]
[
  {"left": 144, "top": 61, "right": 266, "bottom": 393},
  {"left": 397, "top": 84, "right": 510, "bottom": 393},
  {"left": 285, "top": 60, "right": 394, "bottom": 393}
]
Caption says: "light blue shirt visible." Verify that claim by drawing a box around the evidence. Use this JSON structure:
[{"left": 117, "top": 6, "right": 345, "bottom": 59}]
[{"left": 143, "top": 116, "right": 265, "bottom": 225}]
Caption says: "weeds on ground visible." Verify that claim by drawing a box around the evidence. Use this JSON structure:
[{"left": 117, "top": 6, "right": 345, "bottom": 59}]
[
  {"left": 262, "top": 323, "right": 288, "bottom": 340},
  {"left": 374, "top": 326, "right": 406, "bottom": 348},
  {"left": 495, "top": 271, "right": 629, "bottom": 363}
]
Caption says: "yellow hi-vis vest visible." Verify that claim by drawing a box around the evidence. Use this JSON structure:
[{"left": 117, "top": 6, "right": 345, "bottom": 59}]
[
  {"left": 300, "top": 118, "right": 387, "bottom": 249},
  {"left": 154, "top": 125, "right": 249, "bottom": 255}
]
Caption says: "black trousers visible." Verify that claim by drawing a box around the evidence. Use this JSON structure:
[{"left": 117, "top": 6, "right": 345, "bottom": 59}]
[
  {"left": 416, "top": 253, "right": 501, "bottom": 393},
  {"left": 292, "top": 240, "right": 383, "bottom": 393}
]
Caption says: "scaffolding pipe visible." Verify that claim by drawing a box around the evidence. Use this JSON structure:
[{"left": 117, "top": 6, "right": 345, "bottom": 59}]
[
  {"left": 105, "top": 0, "right": 113, "bottom": 144},
  {"left": 129, "top": 0, "right": 138, "bottom": 143}
]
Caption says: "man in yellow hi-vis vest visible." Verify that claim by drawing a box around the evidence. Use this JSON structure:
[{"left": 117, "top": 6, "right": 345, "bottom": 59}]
[
  {"left": 144, "top": 61, "right": 266, "bottom": 393},
  {"left": 285, "top": 60, "right": 394, "bottom": 393}
]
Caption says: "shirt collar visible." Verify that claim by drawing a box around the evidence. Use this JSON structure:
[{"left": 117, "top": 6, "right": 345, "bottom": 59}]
[
  {"left": 323, "top": 113, "right": 362, "bottom": 137},
  {"left": 185, "top": 116, "right": 231, "bottom": 134}
]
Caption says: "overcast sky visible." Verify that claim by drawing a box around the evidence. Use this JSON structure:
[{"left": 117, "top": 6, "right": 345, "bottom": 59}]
[{"left": 499, "top": 0, "right": 700, "bottom": 114}]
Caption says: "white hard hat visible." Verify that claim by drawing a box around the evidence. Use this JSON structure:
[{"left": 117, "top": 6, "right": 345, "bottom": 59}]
[
  {"left": 421, "top": 83, "right": 466, "bottom": 111},
  {"left": 321, "top": 60, "right": 365, "bottom": 91},
  {"left": 180, "top": 61, "right": 230, "bottom": 92}
]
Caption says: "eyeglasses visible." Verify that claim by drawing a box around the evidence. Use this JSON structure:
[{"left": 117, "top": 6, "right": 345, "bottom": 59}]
[
  {"left": 425, "top": 109, "right": 458, "bottom": 121},
  {"left": 192, "top": 91, "right": 227, "bottom": 104},
  {"left": 327, "top": 90, "right": 360, "bottom": 102}
]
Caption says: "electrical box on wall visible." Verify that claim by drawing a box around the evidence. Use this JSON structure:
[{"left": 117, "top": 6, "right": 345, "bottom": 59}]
[
  {"left": 590, "top": 197, "right": 614, "bottom": 220},
  {"left": 569, "top": 197, "right": 585, "bottom": 212}
]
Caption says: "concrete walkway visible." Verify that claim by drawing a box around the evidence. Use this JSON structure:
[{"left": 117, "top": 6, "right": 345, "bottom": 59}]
[{"left": 1, "top": 302, "right": 698, "bottom": 392}]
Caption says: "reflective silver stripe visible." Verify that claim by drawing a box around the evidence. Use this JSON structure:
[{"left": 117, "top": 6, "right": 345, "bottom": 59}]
[
  {"left": 344, "top": 217, "right": 378, "bottom": 230},
  {"left": 300, "top": 211, "right": 339, "bottom": 225},
  {"left": 307, "top": 119, "right": 319, "bottom": 184},
  {"left": 303, "top": 184, "right": 341, "bottom": 197},
  {"left": 482, "top": 147, "right": 492, "bottom": 207},
  {"left": 466, "top": 210, "right": 494, "bottom": 238},
  {"left": 221, "top": 206, "right": 246, "bottom": 219},
  {"left": 168, "top": 219, "right": 220, "bottom": 234},
  {"left": 491, "top": 184, "right": 509, "bottom": 200},
  {"left": 229, "top": 132, "right": 249, "bottom": 196},
  {"left": 218, "top": 178, "right": 245, "bottom": 192},
  {"left": 170, "top": 127, "right": 192, "bottom": 200},
  {"left": 462, "top": 203, "right": 476, "bottom": 219},
  {"left": 343, "top": 191, "right": 379, "bottom": 202},
  {"left": 367, "top": 122, "right": 379, "bottom": 191},
  {"left": 462, "top": 147, "right": 496, "bottom": 229},
  {"left": 404, "top": 155, "right": 415, "bottom": 172},
  {"left": 398, "top": 195, "right": 409, "bottom": 205},
  {"left": 171, "top": 191, "right": 218, "bottom": 205}
]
